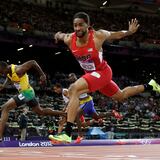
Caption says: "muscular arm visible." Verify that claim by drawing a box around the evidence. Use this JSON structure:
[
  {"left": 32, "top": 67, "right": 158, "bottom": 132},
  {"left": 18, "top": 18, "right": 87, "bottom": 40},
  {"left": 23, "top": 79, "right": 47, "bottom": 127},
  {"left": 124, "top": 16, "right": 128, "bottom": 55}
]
[
  {"left": 15, "top": 60, "right": 46, "bottom": 82},
  {"left": 96, "top": 18, "right": 140, "bottom": 41},
  {"left": 54, "top": 32, "right": 72, "bottom": 46}
]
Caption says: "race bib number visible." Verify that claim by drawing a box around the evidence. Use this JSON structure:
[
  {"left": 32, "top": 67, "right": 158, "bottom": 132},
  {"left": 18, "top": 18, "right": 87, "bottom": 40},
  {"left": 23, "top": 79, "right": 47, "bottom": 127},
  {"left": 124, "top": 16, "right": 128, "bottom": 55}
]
[
  {"left": 18, "top": 93, "right": 25, "bottom": 100},
  {"left": 79, "top": 61, "right": 96, "bottom": 71}
]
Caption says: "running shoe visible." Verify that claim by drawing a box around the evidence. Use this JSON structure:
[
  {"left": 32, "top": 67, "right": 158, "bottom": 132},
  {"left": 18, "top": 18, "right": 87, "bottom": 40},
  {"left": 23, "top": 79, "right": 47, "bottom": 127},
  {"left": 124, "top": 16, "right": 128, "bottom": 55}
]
[
  {"left": 149, "top": 79, "right": 160, "bottom": 93},
  {"left": 49, "top": 133, "right": 72, "bottom": 143},
  {"left": 112, "top": 110, "right": 123, "bottom": 120},
  {"left": 75, "top": 136, "right": 84, "bottom": 144}
]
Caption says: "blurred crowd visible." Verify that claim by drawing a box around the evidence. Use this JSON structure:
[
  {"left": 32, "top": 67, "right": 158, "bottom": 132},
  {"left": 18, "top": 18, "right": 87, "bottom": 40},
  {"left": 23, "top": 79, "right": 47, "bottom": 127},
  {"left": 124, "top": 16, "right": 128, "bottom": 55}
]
[
  {"left": 0, "top": 72, "right": 160, "bottom": 139},
  {"left": 0, "top": 0, "right": 160, "bottom": 43},
  {"left": 0, "top": 0, "right": 160, "bottom": 139}
]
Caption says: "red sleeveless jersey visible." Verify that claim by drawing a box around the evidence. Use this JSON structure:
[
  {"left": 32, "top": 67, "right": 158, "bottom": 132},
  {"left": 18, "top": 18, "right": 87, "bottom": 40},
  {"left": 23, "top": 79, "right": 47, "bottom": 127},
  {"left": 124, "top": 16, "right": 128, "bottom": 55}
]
[{"left": 70, "top": 30, "right": 108, "bottom": 72}]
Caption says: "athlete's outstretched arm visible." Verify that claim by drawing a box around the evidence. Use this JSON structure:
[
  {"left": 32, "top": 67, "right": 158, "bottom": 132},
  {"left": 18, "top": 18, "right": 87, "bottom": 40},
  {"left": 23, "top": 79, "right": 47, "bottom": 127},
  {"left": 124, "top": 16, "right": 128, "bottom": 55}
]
[
  {"left": 97, "top": 18, "right": 140, "bottom": 41},
  {"left": 54, "top": 32, "right": 71, "bottom": 46},
  {"left": 16, "top": 60, "right": 46, "bottom": 83}
]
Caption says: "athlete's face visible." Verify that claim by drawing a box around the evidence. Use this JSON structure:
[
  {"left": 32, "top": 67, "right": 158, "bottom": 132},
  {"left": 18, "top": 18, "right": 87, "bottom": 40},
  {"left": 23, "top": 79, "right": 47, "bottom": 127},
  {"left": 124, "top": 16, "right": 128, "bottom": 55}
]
[
  {"left": 73, "top": 18, "right": 88, "bottom": 38},
  {"left": 53, "top": 86, "right": 62, "bottom": 94}
]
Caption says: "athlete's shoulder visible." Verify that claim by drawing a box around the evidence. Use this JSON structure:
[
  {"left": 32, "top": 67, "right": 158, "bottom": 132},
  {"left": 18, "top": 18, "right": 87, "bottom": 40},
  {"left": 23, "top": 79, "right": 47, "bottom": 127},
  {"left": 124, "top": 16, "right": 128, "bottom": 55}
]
[
  {"left": 95, "top": 29, "right": 111, "bottom": 39},
  {"left": 62, "top": 88, "right": 68, "bottom": 95},
  {"left": 64, "top": 33, "right": 74, "bottom": 46},
  {"left": 65, "top": 33, "right": 72, "bottom": 39},
  {"left": 10, "top": 64, "right": 16, "bottom": 68}
]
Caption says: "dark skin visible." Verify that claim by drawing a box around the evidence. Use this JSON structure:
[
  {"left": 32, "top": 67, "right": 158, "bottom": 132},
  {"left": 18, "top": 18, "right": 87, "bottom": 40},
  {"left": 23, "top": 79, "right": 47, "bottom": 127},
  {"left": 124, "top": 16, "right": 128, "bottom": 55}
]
[
  {"left": 0, "top": 60, "right": 46, "bottom": 90},
  {"left": 0, "top": 60, "right": 65, "bottom": 140},
  {"left": 0, "top": 60, "right": 45, "bottom": 80}
]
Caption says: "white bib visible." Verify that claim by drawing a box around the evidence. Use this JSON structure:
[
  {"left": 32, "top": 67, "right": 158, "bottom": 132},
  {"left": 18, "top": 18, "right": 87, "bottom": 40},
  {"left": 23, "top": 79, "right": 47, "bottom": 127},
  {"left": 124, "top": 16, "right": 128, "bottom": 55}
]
[{"left": 79, "top": 61, "right": 96, "bottom": 71}]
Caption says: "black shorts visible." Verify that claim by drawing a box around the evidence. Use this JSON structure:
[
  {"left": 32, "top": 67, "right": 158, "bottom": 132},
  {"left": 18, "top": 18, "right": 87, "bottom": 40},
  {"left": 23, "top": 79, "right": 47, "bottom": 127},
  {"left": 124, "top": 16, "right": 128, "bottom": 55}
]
[{"left": 13, "top": 94, "right": 39, "bottom": 108}]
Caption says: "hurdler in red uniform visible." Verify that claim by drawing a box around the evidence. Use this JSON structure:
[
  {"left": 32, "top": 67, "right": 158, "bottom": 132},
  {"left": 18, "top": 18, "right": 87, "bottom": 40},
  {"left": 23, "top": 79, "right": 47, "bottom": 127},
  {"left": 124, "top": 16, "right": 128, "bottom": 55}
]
[
  {"left": 71, "top": 29, "right": 118, "bottom": 96},
  {"left": 49, "top": 12, "right": 160, "bottom": 143}
]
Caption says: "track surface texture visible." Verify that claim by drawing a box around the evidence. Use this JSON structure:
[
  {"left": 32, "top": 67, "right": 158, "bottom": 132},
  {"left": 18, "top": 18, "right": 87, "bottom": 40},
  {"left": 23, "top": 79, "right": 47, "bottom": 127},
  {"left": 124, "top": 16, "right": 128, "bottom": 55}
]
[{"left": 0, "top": 144, "right": 160, "bottom": 160}]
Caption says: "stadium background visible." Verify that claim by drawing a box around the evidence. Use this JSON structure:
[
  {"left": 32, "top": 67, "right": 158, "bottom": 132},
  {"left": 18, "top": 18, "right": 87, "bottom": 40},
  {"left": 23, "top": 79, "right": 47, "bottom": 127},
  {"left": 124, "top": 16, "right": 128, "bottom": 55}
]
[{"left": 0, "top": 0, "right": 160, "bottom": 141}]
